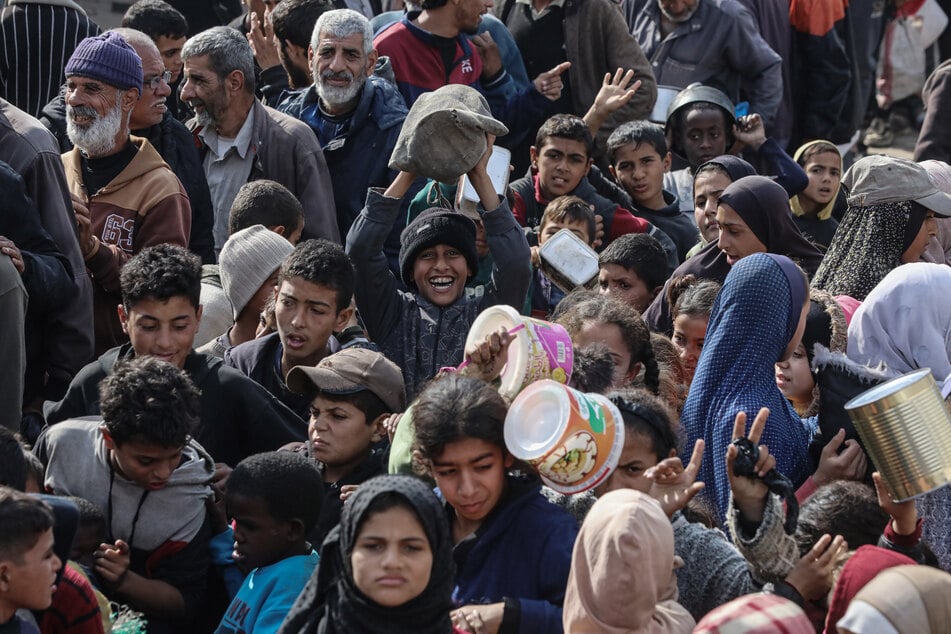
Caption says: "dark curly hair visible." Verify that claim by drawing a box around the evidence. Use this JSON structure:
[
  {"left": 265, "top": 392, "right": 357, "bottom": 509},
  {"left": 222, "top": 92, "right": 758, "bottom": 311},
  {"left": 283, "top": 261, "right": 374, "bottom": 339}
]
[
  {"left": 227, "top": 451, "right": 325, "bottom": 532},
  {"left": 100, "top": 356, "right": 200, "bottom": 447},
  {"left": 556, "top": 293, "right": 660, "bottom": 393},
  {"left": 279, "top": 239, "right": 354, "bottom": 312},
  {"left": 120, "top": 244, "right": 201, "bottom": 310}
]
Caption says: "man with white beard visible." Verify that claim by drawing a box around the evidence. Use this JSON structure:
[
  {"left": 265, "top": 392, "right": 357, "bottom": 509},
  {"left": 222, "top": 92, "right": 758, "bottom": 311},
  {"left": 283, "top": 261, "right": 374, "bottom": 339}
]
[
  {"left": 60, "top": 32, "right": 192, "bottom": 354},
  {"left": 181, "top": 26, "right": 338, "bottom": 251},
  {"left": 279, "top": 8, "right": 409, "bottom": 241}
]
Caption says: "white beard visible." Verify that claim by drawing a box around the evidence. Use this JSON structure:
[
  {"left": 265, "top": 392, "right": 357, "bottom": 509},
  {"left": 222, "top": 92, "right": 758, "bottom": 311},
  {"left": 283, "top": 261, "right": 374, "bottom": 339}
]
[
  {"left": 315, "top": 70, "right": 366, "bottom": 110},
  {"left": 67, "top": 96, "right": 124, "bottom": 157}
]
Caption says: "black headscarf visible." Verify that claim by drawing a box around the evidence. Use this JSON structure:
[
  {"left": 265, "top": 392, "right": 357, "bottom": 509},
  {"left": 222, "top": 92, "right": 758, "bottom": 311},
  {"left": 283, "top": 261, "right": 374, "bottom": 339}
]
[
  {"left": 718, "top": 175, "right": 825, "bottom": 276},
  {"left": 699, "top": 154, "right": 757, "bottom": 182},
  {"left": 277, "top": 475, "right": 455, "bottom": 634}
]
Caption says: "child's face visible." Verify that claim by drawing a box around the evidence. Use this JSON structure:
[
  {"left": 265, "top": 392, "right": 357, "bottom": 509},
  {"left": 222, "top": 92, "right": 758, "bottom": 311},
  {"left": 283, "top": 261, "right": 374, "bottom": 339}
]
[
  {"left": 308, "top": 395, "right": 383, "bottom": 471},
  {"left": 0, "top": 528, "right": 60, "bottom": 611},
  {"left": 430, "top": 437, "right": 511, "bottom": 529},
  {"left": 539, "top": 218, "right": 591, "bottom": 245},
  {"left": 681, "top": 108, "right": 728, "bottom": 168},
  {"left": 715, "top": 203, "right": 767, "bottom": 266},
  {"left": 228, "top": 493, "right": 297, "bottom": 574},
  {"left": 571, "top": 320, "right": 634, "bottom": 387},
  {"left": 800, "top": 151, "right": 841, "bottom": 209},
  {"left": 598, "top": 263, "right": 655, "bottom": 313},
  {"left": 593, "top": 431, "right": 660, "bottom": 497},
  {"left": 275, "top": 277, "right": 352, "bottom": 366},
  {"left": 775, "top": 343, "right": 815, "bottom": 407},
  {"left": 350, "top": 505, "right": 433, "bottom": 608},
  {"left": 609, "top": 142, "right": 670, "bottom": 209},
  {"left": 672, "top": 313, "right": 708, "bottom": 386},
  {"left": 118, "top": 295, "right": 202, "bottom": 370},
  {"left": 530, "top": 138, "right": 593, "bottom": 201},
  {"left": 103, "top": 433, "right": 184, "bottom": 490},
  {"left": 693, "top": 170, "right": 730, "bottom": 243},
  {"left": 412, "top": 244, "right": 472, "bottom": 307}
]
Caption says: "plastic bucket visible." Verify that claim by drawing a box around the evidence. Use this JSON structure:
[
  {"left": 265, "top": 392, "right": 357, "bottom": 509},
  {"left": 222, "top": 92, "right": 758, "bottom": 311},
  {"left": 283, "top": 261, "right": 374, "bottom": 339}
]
[
  {"left": 845, "top": 368, "right": 951, "bottom": 502},
  {"left": 466, "top": 305, "right": 573, "bottom": 401},
  {"left": 504, "top": 380, "right": 625, "bottom": 494}
]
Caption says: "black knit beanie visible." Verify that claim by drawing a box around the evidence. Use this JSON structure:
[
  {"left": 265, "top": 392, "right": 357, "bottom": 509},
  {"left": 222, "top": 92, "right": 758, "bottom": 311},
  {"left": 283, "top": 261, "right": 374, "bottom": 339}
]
[{"left": 399, "top": 207, "right": 479, "bottom": 288}]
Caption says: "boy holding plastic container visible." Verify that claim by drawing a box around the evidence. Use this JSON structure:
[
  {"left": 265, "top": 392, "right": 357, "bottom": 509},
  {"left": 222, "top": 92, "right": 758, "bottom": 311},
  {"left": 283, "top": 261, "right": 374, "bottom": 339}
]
[
  {"left": 526, "top": 195, "right": 597, "bottom": 318},
  {"left": 346, "top": 134, "right": 531, "bottom": 399}
]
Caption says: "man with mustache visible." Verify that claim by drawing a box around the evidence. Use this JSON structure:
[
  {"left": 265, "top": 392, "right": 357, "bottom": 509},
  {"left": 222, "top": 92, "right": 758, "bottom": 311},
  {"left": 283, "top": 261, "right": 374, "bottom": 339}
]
[
  {"left": 279, "top": 7, "right": 410, "bottom": 242},
  {"left": 60, "top": 32, "right": 192, "bottom": 355},
  {"left": 181, "top": 26, "right": 338, "bottom": 253}
]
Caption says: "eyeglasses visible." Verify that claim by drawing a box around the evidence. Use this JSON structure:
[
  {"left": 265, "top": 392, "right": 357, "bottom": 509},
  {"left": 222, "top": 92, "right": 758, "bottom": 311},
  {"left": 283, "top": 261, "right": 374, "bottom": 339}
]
[{"left": 145, "top": 70, "right": 172, "bottom": 90}]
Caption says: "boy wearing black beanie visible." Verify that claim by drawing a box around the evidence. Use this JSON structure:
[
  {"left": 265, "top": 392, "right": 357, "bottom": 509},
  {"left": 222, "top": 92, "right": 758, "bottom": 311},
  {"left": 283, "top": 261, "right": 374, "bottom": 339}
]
[{"left": 346, "top": 141, "right": 531, "bottom": 399}]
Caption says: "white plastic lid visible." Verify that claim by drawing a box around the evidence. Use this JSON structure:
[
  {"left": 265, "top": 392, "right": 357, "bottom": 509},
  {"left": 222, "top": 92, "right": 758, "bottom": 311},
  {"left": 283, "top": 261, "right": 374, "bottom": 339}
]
[{"left": 504, "top": 380, "right": 569, "bottom": 459}]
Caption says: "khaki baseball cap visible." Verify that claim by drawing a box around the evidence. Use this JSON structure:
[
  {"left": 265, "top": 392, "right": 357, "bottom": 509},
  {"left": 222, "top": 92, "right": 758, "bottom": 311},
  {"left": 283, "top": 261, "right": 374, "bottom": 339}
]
[
  {"left": 286, "top": 348, "right": 406, "bottom": 413},
  {"left": 843, "top": 155, "right": 951, "bottom": 216}
]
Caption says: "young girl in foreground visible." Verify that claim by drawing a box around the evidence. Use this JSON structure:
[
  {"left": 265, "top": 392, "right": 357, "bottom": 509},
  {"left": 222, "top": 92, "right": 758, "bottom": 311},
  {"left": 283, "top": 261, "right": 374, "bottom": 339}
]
[
  {"left": 278, "top": 475, "right": 462, "bottom": 634},
  {"left": 413, "top": 374, "right": 579, "bottom": 634}
]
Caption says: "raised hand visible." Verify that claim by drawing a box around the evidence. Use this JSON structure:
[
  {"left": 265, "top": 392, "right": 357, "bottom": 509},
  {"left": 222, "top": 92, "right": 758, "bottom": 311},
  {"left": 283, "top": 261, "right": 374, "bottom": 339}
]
[
  {"left": 732, "top": 114, "right": 766, "bottom": 150},
  {"left": 644, "top": 438, "right": 705, "bottom": 518},
  {"left": 726, "top": 407, "right": 774, "bottom": 523},
  {"left": 460, "top": 325, "right": 514, "bottom": 383},
  {"left": 872, "top": 471, "right": 918, "bottom": 535},
  {"left": 533, "top": 62, "right": 571, "bottom": 101},
  {"left": 784, "top": 533, "right": 848, "bottom": 600}
]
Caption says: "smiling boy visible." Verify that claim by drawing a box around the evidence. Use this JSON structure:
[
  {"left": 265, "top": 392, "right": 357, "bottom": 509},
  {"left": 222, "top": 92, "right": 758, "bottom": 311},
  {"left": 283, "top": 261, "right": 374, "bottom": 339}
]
[
  {"left": 346, "top": 139, "right": 531, "bottom": 398},
  {"left": 36, "top": 357, "right": 214, "bottom": 631}
]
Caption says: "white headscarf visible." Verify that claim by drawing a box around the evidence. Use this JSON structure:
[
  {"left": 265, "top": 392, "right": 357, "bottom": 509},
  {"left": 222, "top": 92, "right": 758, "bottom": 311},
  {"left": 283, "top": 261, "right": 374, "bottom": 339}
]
[{"left": 847, "top": 262, "right": 951, "bottom": 396}]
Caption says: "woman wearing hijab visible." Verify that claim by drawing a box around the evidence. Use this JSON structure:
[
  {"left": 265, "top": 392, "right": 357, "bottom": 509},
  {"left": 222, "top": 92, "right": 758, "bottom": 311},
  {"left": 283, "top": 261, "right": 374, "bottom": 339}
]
[
  {"left": 563, "top": 489, "right": 694, "bottom": 633},
  {"left": 681, "top": 253, "right": 814, "bottom": 523},
  {"left": 812, "top": 155, "right": 951, "bottom": 301},
  {"left": 837, "top": 565, "right": 951, "bottom": 634},
  {"left": 846, "top": 262, "right": 951, "bottom": 572},
  {"left": 646, "top": 169, "right": 823, "bottom": 334},
  {"left": 278, "top": 475, "right": 459, "bottom": 634}
]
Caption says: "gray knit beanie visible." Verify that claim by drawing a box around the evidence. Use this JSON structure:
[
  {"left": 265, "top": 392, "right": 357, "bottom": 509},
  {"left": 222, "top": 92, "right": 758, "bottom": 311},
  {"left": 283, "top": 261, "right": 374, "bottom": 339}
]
[
  {"left": 65, "top": 32, "right": 143, "bottom": 94},
  {"left": 219, "top": 225, "right": 294, "bottom": 319}
]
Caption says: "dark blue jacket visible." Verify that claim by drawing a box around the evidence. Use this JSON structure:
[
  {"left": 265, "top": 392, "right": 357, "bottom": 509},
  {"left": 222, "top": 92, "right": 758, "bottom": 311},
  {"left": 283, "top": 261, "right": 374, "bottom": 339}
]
[
  {"left": 279, "top": 75, "right": 407, "bottom": 237},
  {"left": 449, "top": 477, "right": 577, "bottom": 634}
]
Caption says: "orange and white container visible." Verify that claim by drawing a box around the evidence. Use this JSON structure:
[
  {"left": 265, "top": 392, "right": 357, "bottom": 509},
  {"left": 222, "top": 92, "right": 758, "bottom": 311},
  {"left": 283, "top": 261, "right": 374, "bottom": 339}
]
[{"left": 504, "top": 380, "right": 625, "bottom": 494}]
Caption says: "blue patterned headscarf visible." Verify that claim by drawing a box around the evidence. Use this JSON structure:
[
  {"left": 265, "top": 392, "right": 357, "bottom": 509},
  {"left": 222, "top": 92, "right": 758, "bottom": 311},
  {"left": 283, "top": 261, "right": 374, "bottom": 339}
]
[{"left": 681, "top": 253, "right": 815, "bottom": 524}]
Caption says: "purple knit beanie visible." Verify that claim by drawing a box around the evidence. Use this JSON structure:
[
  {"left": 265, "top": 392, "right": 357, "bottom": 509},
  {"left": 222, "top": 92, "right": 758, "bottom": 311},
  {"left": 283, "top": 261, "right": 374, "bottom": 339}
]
[{"left": 65, "top": 32, "right": 143, "bottom": 94}]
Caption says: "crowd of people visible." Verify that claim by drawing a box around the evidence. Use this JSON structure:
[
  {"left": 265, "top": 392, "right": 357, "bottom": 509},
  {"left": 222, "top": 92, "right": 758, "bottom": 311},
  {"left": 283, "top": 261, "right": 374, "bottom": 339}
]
[{"left": 1, "top": 0, "right": 951, "bottom": 632}]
